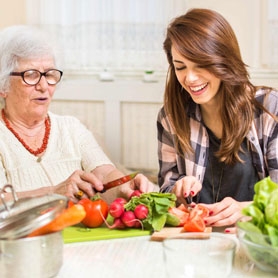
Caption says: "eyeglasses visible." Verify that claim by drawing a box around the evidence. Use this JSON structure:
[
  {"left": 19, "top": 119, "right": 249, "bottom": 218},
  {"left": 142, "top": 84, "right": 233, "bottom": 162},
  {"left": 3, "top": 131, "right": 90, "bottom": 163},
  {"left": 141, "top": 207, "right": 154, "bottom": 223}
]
[{"left": 10, "top": 69, "right": 63, "bottom": 85}]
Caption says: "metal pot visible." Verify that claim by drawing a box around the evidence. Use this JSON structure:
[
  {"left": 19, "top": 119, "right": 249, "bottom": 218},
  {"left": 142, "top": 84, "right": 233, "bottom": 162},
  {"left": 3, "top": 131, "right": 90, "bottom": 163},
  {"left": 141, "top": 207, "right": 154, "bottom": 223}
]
[
  {"left": 0, "top": 184, "right": 68, "bottom": 278},
  {"left": 0, "top": 231, "right": 63, "bottom": 278}
]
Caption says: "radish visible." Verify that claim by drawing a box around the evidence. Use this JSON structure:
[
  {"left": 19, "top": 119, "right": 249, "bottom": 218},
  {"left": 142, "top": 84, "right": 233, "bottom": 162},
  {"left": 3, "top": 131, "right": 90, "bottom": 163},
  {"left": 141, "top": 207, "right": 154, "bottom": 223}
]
[
  {"left": 134, "top": 204, "right": 148, "bottom": 220},
  {"left": 129, "top": 190, "right": 141, "bottom": 199},
  {"left": 133, "top": 220, "right": 143, "bottom": 229},
  {"left": 101, "top": 216, "right": 126, "bottom": 229},
  {"left": 113, "top": 197, "right": 127, "bottom": 205},
  {"left": 109, "top": 201, "right": 125, "bottom": 218},
  {"left": 110, "top": 217, "right": 126, "bottom": 229},
  {"left": 121, "top": 211, "right": 136, "bottom": 227}
]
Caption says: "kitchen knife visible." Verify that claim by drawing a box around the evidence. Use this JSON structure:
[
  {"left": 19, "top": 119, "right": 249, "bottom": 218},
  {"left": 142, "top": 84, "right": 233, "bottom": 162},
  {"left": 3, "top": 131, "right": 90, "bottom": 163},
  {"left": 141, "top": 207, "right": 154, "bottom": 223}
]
[
  {"left": 74, "top": 172, "right": 138, "bottom": 199},
  {"left": 103, "top": 172, "right": 138, "bottom": 191}
]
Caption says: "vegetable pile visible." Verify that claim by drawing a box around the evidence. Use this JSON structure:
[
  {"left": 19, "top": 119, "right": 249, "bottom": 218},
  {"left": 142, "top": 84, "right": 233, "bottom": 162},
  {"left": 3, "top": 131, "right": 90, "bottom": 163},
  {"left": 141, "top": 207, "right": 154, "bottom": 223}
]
[
  {"left": 239, "top": 177, "right": 278, "bottom": 246},
  {"left": 237, "top": 177, "right": 278, "bottom": 270},
  {"left": 107, "top": 192, "right": 177, "bottom": 231},
  {"left": 27, "top": 191, "right": 210, "bottom": 237},
  {"left": 107, "top": 192, "right": 209, "bottom": 232}
]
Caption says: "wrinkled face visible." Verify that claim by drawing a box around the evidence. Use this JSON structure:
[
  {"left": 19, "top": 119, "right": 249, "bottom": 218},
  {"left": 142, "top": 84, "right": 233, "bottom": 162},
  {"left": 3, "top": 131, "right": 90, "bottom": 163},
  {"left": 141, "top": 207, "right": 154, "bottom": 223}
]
[
  {"left": 171, "top": 46, "right": 221, "bottom": 106},
  {"left": 4, "top": 56, "right": 57, "bottom": 120}
]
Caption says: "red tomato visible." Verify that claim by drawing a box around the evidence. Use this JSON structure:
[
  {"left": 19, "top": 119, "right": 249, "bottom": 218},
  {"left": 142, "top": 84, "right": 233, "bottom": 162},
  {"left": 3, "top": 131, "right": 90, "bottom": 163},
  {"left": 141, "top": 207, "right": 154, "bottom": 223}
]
[
  {"left": 183, "top": 215, "right": 206, "bottom": 232},
  {"left": 78, "top": 196, "right": 109, "bottom": 228}
]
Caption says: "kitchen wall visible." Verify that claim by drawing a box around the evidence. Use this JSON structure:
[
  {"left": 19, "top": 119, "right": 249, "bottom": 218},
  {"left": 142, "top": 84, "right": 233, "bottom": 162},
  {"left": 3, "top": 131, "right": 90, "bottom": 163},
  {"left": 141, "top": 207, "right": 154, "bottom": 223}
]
[
  {"left": 0, "top": 0, "right": 26, "bottom": 29},
  {"left": 1, "top": 0, "right": 277, "bottom": 177}
]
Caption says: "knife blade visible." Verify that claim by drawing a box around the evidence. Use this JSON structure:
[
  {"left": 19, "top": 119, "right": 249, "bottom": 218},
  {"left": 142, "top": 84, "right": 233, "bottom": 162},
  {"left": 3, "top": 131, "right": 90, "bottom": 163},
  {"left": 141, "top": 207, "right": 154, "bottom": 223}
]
[
  {"left": 74, "top": 172, "right": 138, "bottom": 199},
  {"left": 103, "top": 172, "right": 138, "bottom": 191},
  {"left": 185, "top": 195, "right": 192, "bottom": 205}
]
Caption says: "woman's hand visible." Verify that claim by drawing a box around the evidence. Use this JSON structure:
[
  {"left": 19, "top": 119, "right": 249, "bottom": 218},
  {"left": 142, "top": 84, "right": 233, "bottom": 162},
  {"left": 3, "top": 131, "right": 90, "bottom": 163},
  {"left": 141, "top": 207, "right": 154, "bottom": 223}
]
[
  {"left": 200, "top": 197, "right": 251, "bottom": 233},
  {"left": 118, "top": 173, "right": 158, "bottom": 199},
  {"left": 57, "top": 170, "right": 104, "bottom": 202},
  {"left": 172, "top": 175, "right": 202, "bottom": 206}
]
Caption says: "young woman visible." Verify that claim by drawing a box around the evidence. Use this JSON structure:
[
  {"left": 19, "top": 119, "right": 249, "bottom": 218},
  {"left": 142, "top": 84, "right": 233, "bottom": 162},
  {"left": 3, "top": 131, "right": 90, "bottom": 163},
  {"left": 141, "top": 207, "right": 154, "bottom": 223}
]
[{"left": 157, "top": 8, "right": 278, "bottom": 230}]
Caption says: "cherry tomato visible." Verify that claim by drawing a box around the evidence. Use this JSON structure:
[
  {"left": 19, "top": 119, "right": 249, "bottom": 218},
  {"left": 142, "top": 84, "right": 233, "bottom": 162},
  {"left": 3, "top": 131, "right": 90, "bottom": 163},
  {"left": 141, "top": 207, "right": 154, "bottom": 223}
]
[{"left": 78, "top": 196, "right": 109, "bottom": 228}]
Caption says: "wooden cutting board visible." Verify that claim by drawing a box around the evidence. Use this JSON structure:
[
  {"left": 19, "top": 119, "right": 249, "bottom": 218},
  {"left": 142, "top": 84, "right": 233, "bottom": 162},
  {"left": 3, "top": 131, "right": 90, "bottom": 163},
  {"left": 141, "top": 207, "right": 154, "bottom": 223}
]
[
  {"left": 62, "top": 224, "right": 151, "bottom": 243},
  {"left": 150, "top": 227, "right": 212, "bottom": 241}
]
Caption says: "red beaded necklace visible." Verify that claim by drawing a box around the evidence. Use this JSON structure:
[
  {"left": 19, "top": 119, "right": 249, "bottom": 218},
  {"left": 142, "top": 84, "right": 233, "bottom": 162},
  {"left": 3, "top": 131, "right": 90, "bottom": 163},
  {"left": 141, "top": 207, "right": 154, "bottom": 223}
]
[{"left": 1, "top": 109, "right": 51, "bottom": 156}]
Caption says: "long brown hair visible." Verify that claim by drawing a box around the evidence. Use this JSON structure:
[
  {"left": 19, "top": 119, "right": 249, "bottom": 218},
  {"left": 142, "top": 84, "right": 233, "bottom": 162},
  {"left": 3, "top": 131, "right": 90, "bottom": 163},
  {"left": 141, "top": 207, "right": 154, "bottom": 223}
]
[{"left": 163, "top": 8, "right": 274, "bottom": 164}]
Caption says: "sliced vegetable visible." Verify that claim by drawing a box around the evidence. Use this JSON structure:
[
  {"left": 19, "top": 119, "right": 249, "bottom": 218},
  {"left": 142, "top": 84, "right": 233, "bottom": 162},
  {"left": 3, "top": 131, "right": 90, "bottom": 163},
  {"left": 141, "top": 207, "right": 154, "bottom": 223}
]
[
  {"left": 168, "top": 207, "right": 189, "bottom": 226},
  {"left": 184, "top": 214, "right": 206, "bottom": 232},
  {"left": 166, "top": 212, "right": 181, "bottom": 227},
  {"left": 190, "top": 204, "right": 210, "bottom": 219},
  {"left": 182, "top": 204, "right": 209, "bottom": 232}
]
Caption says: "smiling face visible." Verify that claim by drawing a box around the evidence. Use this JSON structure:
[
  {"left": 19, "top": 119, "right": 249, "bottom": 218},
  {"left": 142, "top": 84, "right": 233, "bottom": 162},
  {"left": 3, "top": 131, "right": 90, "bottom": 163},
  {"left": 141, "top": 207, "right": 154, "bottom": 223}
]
[
  {"left": 4, "top": 56, "right": 56, "bottom": 122},
  {"left": 171, "top": 46, "right": 221, "bottom": 107}
]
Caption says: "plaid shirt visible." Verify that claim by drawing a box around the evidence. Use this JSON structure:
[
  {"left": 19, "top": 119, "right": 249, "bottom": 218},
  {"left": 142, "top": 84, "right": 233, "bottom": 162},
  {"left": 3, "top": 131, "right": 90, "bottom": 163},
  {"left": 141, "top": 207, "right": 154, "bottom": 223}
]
[{"left": 157, "top": 88, "right": 278, "bottom": 192}]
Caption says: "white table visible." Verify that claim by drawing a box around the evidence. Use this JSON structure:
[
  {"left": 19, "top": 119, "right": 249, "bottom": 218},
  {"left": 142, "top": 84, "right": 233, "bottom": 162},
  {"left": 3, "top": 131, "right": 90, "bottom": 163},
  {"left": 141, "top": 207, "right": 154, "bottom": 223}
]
[{"left": 56, "top": 233, "right": 277, "bottom": 278}]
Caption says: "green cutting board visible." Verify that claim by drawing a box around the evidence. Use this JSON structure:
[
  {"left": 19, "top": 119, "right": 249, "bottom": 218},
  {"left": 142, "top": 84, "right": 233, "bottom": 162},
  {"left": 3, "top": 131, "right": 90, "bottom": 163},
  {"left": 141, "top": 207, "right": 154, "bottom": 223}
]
[{"left": 62, "top": 224, "right": 151, "bottom": 243}]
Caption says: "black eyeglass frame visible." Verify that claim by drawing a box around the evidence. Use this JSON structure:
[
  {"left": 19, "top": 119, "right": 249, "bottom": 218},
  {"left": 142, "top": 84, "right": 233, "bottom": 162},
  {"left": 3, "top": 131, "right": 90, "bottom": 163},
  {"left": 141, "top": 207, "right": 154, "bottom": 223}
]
[{"left": 9, "top": 69, "right": 63, "bottom": 85}]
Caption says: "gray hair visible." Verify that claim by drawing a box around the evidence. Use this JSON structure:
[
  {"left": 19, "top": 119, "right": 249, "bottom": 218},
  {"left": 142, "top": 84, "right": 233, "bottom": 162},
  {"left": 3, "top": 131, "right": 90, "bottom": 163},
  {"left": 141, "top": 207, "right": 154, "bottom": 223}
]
[{"left": 0, "top": 25, "right": 61, "bottom": 93}]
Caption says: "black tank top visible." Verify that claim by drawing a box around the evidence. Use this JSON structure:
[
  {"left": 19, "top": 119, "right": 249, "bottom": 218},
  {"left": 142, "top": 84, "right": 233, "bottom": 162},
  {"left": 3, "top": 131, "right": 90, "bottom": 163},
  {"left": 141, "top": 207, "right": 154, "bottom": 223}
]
[{"left": 199, "top": 127, "right": 259, "bottom": 204}]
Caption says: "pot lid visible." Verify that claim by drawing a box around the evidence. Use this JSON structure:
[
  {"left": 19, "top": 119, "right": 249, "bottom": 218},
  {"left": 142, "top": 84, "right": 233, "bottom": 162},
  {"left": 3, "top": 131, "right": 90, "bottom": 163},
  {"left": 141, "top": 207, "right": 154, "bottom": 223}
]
[{"left": 0, "top": 184, "right": 68, "bottom": 240}]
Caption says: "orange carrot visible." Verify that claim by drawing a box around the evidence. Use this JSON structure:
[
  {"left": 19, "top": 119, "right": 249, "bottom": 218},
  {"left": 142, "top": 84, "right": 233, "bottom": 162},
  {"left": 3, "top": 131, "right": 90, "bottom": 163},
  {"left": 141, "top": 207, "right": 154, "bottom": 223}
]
[{"left": 28, "top": 204, "right": 86, "bottom": 237}]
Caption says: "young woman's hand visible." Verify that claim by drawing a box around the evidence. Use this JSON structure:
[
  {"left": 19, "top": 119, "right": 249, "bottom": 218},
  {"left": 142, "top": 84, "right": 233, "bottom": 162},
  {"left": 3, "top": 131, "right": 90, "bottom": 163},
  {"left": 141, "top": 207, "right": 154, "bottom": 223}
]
[
  {"left": 172, "top": 176, "right": 202, "bottom": 206},
  {"left": 200, "top": 197, "right": 251, "bottom": 232}
]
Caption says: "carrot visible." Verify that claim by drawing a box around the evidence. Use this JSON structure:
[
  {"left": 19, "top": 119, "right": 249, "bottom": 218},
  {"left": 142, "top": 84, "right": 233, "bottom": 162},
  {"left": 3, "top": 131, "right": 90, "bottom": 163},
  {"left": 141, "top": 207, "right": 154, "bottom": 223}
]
[{"left": 28, "top": 204, "right": 86, "bottom": 237}]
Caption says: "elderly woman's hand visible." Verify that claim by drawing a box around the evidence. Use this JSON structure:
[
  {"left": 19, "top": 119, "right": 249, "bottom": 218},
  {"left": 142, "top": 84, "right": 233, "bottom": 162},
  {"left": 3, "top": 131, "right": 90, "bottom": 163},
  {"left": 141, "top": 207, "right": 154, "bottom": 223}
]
[{"left": 57, "top": 170, "right": 104, "bottom": 202}]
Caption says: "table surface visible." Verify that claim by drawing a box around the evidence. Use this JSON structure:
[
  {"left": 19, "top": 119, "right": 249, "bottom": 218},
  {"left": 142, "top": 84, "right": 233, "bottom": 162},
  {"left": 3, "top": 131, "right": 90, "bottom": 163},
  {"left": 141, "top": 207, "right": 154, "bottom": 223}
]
[{"left": 56, "top": 232, "right": 277, "bottom": 278}]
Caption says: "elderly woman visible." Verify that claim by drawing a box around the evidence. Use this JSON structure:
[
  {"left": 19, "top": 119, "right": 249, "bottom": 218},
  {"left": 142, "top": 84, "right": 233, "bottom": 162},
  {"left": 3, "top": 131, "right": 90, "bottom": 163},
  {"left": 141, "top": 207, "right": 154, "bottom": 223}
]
[{"left": 0, "top": 25, "right": 155, "bottom": 204}]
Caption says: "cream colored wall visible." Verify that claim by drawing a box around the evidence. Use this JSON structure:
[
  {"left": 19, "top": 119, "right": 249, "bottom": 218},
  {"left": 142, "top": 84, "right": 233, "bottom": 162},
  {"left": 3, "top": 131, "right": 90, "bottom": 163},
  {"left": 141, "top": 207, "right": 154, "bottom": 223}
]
[
  {"left": 186, "top": 0, "right": 264, "bottom": 70},
  {"left": 0, "top": 0, "right": 26, "bottom": 29}
]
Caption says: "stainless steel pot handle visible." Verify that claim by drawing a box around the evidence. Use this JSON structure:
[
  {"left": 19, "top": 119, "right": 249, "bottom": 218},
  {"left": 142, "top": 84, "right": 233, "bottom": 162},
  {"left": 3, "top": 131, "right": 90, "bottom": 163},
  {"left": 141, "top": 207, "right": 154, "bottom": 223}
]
[{"left": 0, "top": 184, "right": 18, "bottom": 211}]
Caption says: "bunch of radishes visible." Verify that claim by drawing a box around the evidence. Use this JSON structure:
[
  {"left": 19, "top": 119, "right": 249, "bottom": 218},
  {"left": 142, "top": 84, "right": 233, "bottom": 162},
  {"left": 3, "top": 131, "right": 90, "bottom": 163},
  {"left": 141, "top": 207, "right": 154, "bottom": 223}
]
[
  {"left": 105, "top": 192, "right": 179, "bottom": 231},
  {"left": 108, "top": 196, "right": 149, "bottom": 229}
]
